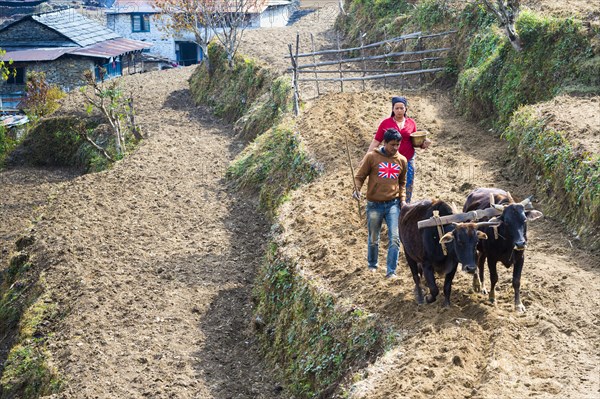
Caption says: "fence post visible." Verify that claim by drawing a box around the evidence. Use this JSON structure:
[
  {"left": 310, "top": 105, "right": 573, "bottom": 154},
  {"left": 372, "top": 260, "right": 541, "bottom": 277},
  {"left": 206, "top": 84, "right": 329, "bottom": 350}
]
[
  {"left": 360, "top": 32, "right": 367, "bottom": 92},
  {"left": 295, "top": 32, "right": 301, "bottom": 107},
  {"left": 400, "top": 39, "right": 405, "bottom": 90},
  {"left": 288, "top": 43, "right": 300, "bottom": 116},
  {"left": 417, "top": 35, "right": 423, "bottom": 86},
  {"left": 336, "top": 32, "right": 343, "bottom": 93},
  {"left": 383, "top": 27, "right": 388, "bottom": 89},
  {"left": 310, "top": 33, "right": 320, "bottom": 97}
]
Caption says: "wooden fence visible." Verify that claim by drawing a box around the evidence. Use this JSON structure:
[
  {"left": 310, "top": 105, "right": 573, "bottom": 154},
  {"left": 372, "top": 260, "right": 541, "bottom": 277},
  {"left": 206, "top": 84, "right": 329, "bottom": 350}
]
[{"left": 287, "top": 30, "right": 456, "bottom": 115}]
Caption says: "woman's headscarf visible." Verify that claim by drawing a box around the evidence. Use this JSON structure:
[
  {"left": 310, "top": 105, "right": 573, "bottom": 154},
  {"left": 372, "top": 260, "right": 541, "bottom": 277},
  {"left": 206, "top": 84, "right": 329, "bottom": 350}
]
[{"left": 391, "top": 96, "right": 408, "bottom": 117}]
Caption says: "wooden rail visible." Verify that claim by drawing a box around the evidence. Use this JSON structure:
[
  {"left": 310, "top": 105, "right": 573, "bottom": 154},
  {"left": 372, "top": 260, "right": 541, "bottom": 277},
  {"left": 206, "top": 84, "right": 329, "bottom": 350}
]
[{"left": 287, "top": 29, "right": 456, "bottom": 115}]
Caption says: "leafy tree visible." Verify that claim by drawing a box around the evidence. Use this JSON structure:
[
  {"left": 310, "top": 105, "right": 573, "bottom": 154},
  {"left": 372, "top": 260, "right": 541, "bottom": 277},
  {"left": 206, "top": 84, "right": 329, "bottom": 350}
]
[
  {"left": 0, "top": 49, "right": 14, "bottom": 82},
  {"left": 0, "top": 49, "right": 15, "bottom": 163},
  {"left": 22, "top": 71, "right": 65, "bottom": 120}
]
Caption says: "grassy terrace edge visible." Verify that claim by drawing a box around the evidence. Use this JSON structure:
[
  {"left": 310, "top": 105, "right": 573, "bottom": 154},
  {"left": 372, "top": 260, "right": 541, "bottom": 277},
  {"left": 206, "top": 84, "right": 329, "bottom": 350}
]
[
  {"left": 190, "top": 41, "right": 394, "bottom": 397},
  {"left": 0, "top": 236, "right": 63, "bottom": 398}
]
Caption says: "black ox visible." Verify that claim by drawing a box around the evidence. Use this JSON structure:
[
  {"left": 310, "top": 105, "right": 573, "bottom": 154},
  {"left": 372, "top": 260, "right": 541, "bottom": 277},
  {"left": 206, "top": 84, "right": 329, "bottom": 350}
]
[
  {"left": 399, "top": 200, "right": 496, "bottom": 307},
  {"left": 463, "top": 188, "right": 543, "bottom": 312}
]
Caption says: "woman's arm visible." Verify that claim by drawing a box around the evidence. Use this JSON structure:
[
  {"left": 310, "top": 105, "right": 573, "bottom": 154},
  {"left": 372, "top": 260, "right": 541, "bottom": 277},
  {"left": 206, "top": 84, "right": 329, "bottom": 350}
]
[
  {"left": 367, "top": 138, "right": 380, "bottom": 154},
  {"left": 420, "top": 138, "right": 432, "bottom": 149}
]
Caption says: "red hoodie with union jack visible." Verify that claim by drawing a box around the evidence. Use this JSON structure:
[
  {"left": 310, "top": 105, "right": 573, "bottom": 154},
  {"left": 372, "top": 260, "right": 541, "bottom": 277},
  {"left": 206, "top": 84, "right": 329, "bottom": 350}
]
[{"left": 355, "top": 147, "right": 407, "bottom": 202}]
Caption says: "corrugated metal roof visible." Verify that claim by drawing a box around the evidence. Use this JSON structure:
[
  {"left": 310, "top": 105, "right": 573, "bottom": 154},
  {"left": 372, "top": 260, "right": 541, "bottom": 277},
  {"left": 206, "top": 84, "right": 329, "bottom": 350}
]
[
  {"left": 106, "top": 0, "right": 283, "bottom": 15},
  {"left": 0, "top": 47, "right": 71, "bottom": 61},
  {"left": 69, "top": 38, "right": 152, "bottom": 58},
  {"left": 32, "top": 9, "right": 120, "bottom": 47},
  {"left": 0, "top": 39, "right": 150, "bottom": 61},
  {"left": 107, "top": 0, "right": 157, "bottom": 14}
]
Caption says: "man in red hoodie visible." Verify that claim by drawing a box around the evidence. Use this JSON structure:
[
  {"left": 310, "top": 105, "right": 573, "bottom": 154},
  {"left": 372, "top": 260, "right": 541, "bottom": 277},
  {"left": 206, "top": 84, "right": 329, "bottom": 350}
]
[{"left": 353, "top": 128, "right": 407, "bottom": 279}]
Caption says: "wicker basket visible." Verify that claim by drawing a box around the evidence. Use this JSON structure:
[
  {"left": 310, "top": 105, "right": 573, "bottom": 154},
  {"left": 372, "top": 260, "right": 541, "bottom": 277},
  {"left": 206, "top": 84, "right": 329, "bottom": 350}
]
[{"left": 410, "top": 131, "right": 428, "bottom": 147}]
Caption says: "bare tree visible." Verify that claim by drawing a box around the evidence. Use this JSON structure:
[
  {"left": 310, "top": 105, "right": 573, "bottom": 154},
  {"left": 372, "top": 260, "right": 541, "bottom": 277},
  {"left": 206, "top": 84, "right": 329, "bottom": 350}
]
[
  {"left": 480, "top": 0, "right": 523, "bottom": 51},
  {"left": 80, "top": 69, "right": 141, "bottom": 159},
  {"left": 153, "top": 0, "right": 211, "bottom": 63},
  {"left": 154, "top": 0, "right": 263, "bottom": 67},
  {"left": 198, "top": 0, "right": 263, "bottom": 67}
]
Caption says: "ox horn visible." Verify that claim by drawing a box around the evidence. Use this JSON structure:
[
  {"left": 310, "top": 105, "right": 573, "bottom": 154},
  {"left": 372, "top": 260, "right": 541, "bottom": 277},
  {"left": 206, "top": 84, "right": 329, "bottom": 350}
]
[
  {"left": 506, "top": 191, "right": 515, "bottom": 203},
  {"left": 450, "top": 202, "right": 460, "bottom": 214},
  {"left": 493, "top": 203, "right": 505, "bottom": 211},
  {"left": 476, "top": 221, "right": 501, "bottom": 228},
  {"left": 520, "top": 196, "right": 532, "bottom": 207}
]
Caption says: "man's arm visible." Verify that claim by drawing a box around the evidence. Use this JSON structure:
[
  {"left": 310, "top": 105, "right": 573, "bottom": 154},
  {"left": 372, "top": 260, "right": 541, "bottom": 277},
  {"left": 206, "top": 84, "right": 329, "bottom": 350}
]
[
  {"left": 354, "top": 153, "right": 372, "bottom": 193},
  {"left": 398, "top": 158, "right": 408, "bottom": 203}
]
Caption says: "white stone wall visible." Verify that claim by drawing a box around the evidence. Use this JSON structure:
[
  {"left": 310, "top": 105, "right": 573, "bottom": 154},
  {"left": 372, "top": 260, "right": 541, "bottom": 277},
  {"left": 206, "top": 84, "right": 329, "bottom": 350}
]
[
  {"left": 258, "top": 5, "right": 293, "bottom": 28},
  {"left": 106, "top": 13, "right": 178, "bottom": 61}
]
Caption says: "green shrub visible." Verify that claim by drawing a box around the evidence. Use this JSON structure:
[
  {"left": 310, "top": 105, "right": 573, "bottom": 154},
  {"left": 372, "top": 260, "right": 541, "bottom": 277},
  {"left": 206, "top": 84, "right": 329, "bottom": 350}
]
[
  {"left": 190, "top": 42, "right": 275, "bottom": 123},
  {"left": 22, "top": 71, "right": 65, "bottom": 121},
  {"left": 455, "top": 10, "right": 595, "bottom": 125},
  {"left": 413, "top": 0, "right": 455, "bottom": 31},
  {"left": 226, "top": 122, "right": 321, "bottom": 217},
  {"left": 0, "top": 343, "right": 61, "bottom": 399},
  {"left": 7, "top": 116, "right": 113, "bottom": 172},
  {"left": 503, "top": 106, "right": 599, "bottom": 247},
  {"left": 234, "top": 76, "right": 293, "bottom": 141},
  {"left": 0, "top": 125, "right": 9, "bottom": 165}
]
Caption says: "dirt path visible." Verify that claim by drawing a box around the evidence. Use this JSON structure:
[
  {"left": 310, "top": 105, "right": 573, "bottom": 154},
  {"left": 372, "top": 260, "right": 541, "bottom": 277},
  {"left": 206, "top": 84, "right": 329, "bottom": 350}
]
[
  {"left": 11, "top": 67, "right": 285, "bottom": 398},
  {"left": 0, "top": 168, "right": 78, "bottom": 268},
  {"left": 279, "top": 90, "right": 600, "bottom": 398}
]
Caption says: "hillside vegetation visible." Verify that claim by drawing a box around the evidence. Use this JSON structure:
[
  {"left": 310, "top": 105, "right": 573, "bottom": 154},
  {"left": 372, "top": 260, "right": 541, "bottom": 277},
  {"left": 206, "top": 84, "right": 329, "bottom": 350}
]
[{"left": 336, "top": 0, "right": 599, "bottom": 246}]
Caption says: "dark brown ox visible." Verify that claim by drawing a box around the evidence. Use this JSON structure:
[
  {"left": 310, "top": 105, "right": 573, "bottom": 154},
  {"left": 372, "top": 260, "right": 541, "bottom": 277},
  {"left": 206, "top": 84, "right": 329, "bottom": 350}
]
[
  {"left": 399, "top": 200, "right": 495, "bottom": 307},
  {"left": 463, "top": 188, "right": 543, "bottom": 312}
]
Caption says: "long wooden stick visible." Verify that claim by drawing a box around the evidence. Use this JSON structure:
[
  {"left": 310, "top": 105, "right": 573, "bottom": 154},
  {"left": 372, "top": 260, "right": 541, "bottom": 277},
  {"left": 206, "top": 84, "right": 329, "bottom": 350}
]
[{"left": 344, "top": 136, "right": 361, "bottom": 218}]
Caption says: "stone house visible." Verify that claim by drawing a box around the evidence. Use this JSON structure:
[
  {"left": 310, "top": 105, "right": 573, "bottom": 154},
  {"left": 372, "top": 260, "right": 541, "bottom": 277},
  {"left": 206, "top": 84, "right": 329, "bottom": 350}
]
[
  {"left": 0, "top": 8, "right": 150, "bottom": 95},
  {"left": 105, "top": 0, "right": 297, "bottom": 66}
]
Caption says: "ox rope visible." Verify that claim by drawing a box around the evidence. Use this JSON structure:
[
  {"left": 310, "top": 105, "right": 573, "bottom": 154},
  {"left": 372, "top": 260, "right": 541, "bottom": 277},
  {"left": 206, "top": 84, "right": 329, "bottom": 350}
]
[
  {"left": 489, "top": 193, "right": 500, "bottom": 240},
  {"left": 432, "top": 210, "right": 448, "bottom": 256}
]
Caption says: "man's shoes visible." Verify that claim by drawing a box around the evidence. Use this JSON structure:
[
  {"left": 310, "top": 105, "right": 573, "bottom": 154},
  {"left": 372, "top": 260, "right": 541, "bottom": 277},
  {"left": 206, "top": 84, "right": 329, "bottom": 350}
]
[
  {"left": 385, "top": 273, "right": 398, "bottom": 280},
  {"left": 367, "top": 268, "right": 377, "bottom": 273}
]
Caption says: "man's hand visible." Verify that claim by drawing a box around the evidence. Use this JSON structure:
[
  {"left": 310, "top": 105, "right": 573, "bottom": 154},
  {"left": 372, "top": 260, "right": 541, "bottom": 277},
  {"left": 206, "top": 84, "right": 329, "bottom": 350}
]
[
  {"left": 352, "top": 190, "right": 362, "bottom": 201},
  {"left": 401, "top": 200, "right": 407, "bottom": 209}
]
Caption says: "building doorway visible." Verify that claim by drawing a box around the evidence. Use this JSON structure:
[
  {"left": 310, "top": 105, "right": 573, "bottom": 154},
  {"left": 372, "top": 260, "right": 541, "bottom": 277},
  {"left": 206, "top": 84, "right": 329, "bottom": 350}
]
[{"left": 176, "top": 42, "right": 202, "bottom": 66}]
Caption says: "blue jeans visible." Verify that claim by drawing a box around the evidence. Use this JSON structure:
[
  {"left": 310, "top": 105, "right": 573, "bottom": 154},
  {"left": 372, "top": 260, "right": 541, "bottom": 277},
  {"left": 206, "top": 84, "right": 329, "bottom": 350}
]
[
  {"left": 405, "top": 157, "right": 415, "bottom": 203},
  {"left": 366, "top": 199, "right": 401, "bottom": 276}
]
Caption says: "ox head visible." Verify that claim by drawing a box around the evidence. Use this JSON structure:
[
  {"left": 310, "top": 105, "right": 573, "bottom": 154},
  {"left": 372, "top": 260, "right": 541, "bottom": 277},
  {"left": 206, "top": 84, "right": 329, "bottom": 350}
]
[
  {"left": 492, "top": 196, "right": 543, "bottom": 250},
  {"left": 439, "top": 222, "right": 498, "bottom": 273}
]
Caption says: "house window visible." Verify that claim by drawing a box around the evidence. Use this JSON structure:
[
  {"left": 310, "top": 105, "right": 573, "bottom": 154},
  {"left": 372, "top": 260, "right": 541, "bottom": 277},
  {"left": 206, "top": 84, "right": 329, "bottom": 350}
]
[
  {"left": 131, "top": 14, "right": 150, "bottom": 32},
  {"left": 6, "top": 67, "right": 25, "bottom": 84}
]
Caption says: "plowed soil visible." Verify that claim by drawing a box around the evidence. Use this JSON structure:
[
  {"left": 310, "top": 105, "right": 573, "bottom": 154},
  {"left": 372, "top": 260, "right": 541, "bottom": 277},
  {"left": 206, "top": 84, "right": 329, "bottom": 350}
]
[{"left": 1, "top": 1, "right": 598, "bottom": 399}]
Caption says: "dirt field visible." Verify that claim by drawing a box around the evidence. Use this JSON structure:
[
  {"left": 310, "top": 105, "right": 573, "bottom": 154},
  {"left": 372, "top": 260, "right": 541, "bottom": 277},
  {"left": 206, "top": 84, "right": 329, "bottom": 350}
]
[
  {"left": 280, "top": 90, "right": 600, "bottom": 398},
  {"left": 2, "top": 69, "right": 287, "bottom": 398},
  {"left": 1, "top": 1, "right": 599, "bottom": 398}
]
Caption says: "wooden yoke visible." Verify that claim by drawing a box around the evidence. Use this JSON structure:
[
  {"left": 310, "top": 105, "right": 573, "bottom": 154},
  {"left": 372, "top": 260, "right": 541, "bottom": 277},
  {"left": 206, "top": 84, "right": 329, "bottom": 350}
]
[{"left": 417, "top": 202, "right": 534, "bottom": 229}]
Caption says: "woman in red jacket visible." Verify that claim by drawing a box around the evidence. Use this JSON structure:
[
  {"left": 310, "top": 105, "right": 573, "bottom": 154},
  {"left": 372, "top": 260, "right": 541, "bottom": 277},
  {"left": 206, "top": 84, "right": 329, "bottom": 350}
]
[{"left": 365, "top": 96, "right": 431, "bottom": 203}]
